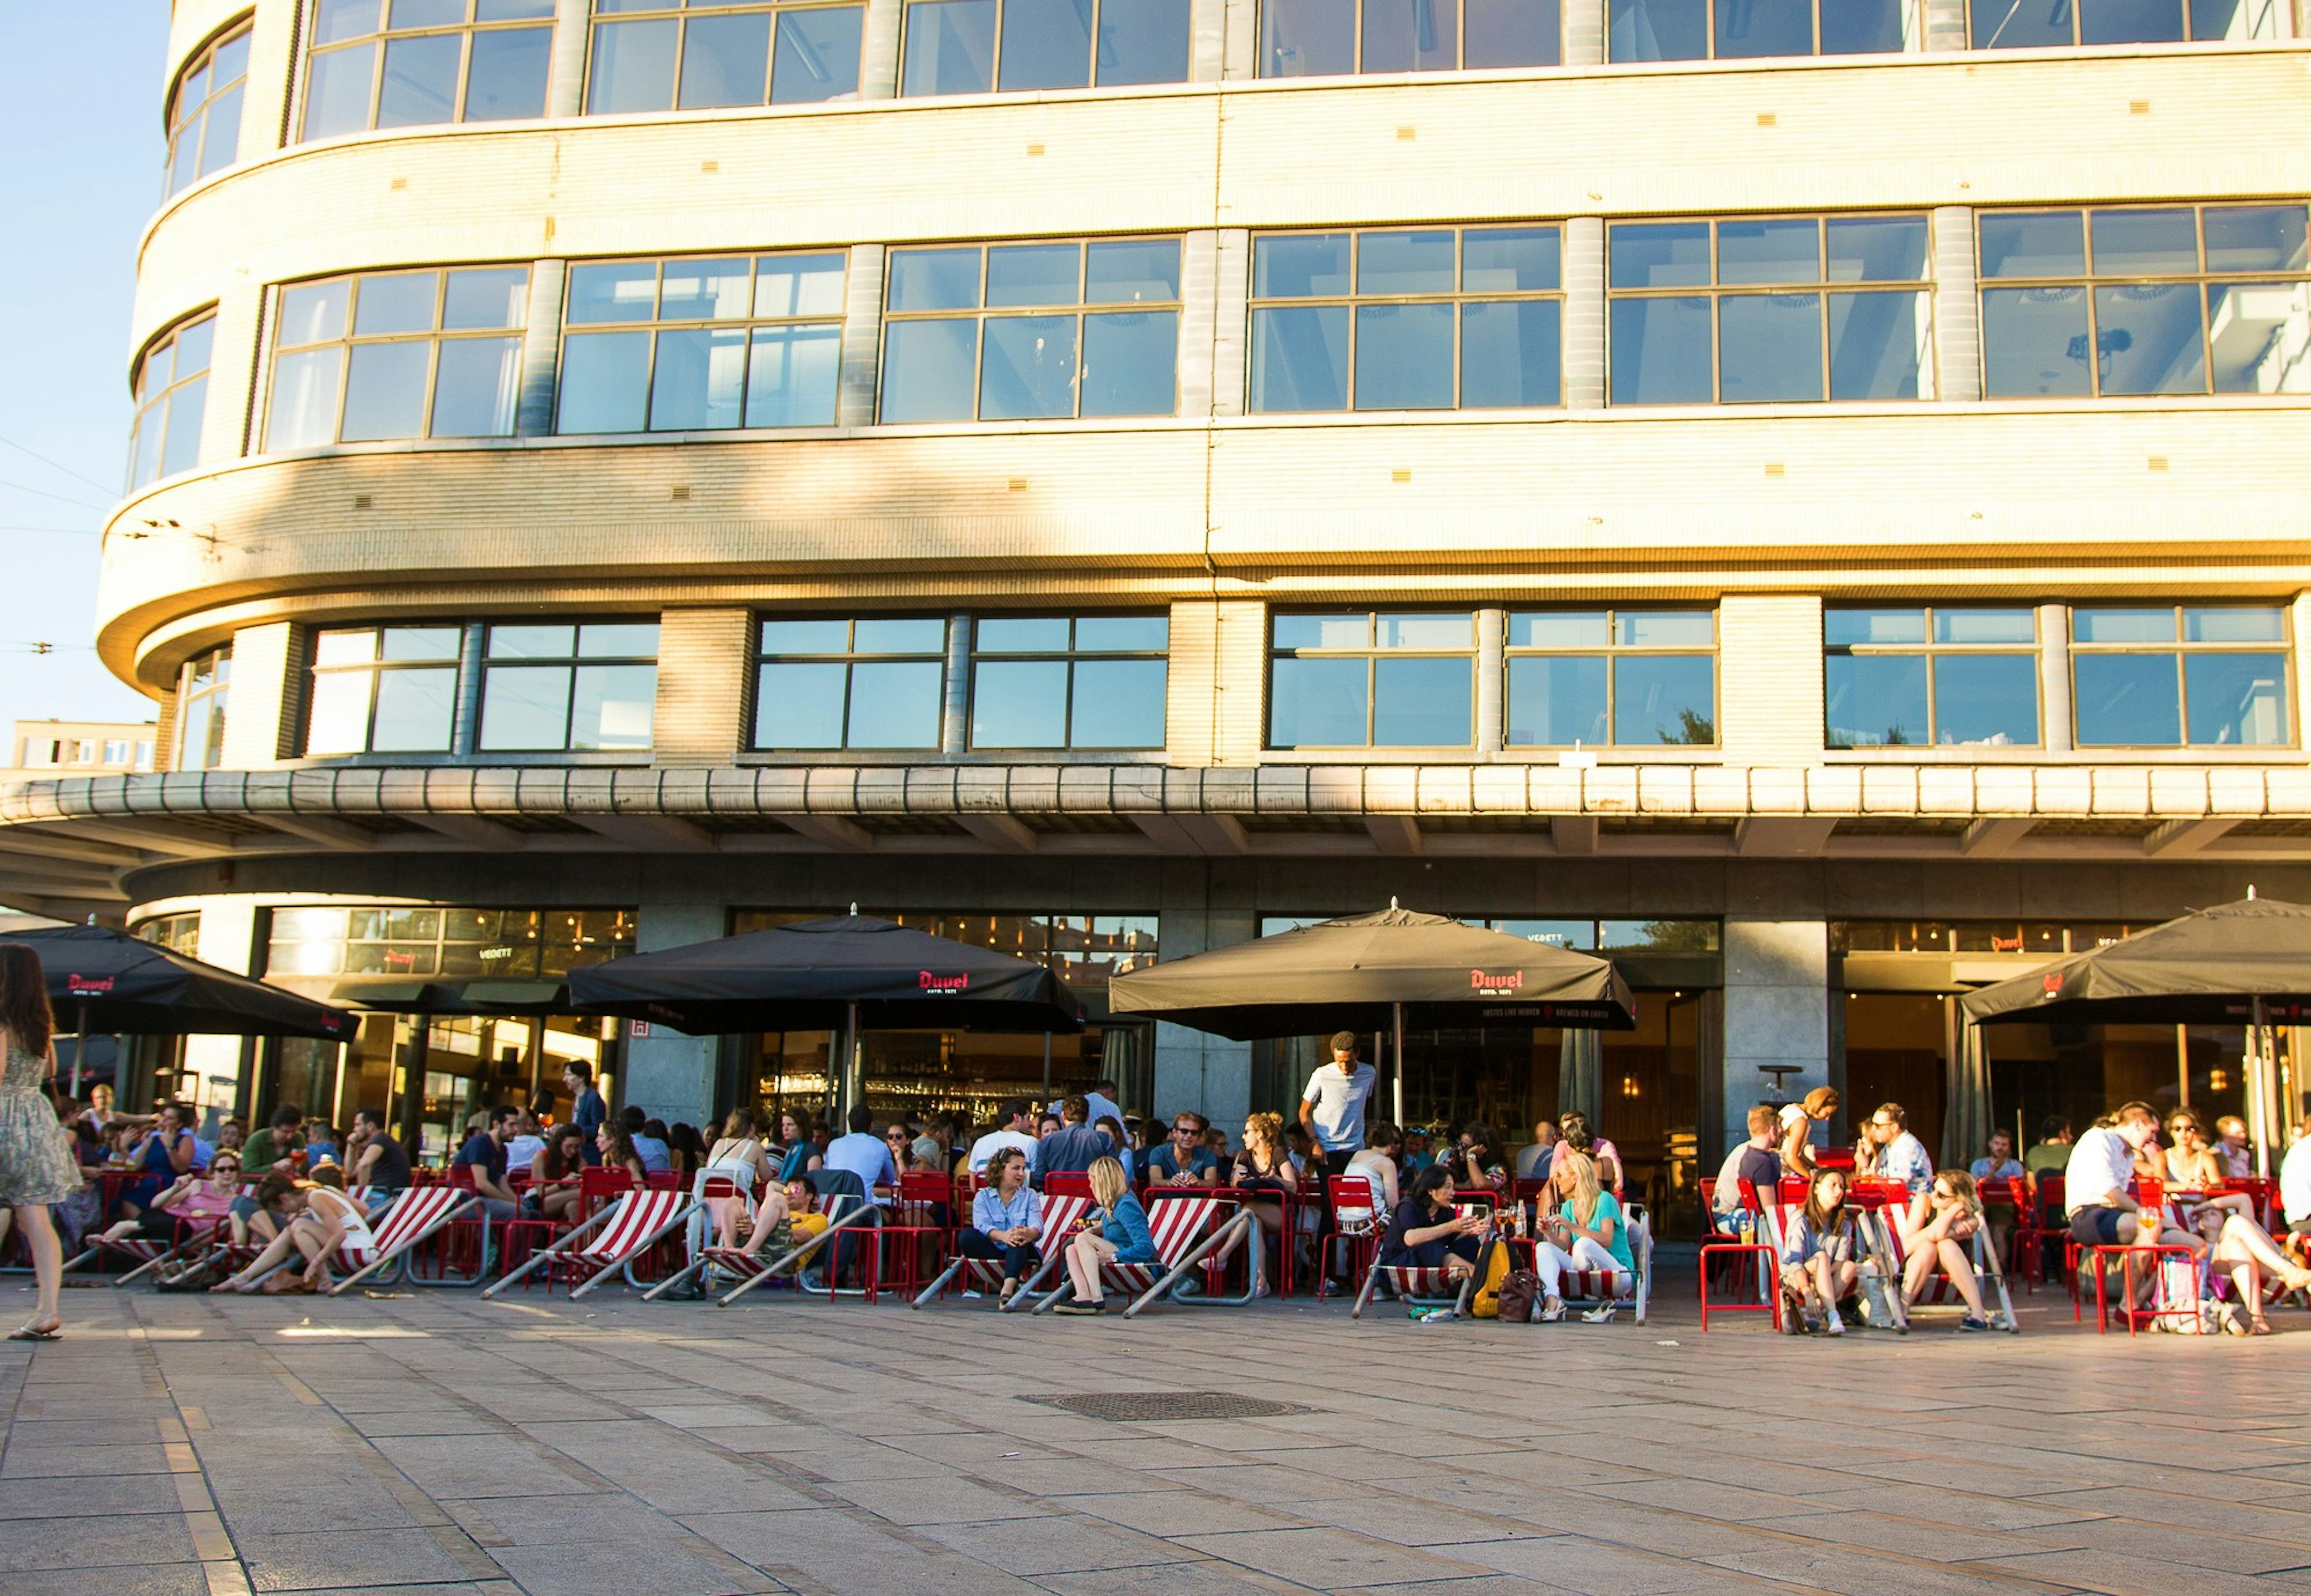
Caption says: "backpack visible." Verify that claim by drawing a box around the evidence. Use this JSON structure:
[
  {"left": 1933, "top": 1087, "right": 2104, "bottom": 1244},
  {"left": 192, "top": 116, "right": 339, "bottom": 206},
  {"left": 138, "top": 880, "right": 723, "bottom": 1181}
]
[
  {"left": 1494, "top": 1268, "right": 1542, "bottom": 1325},
  {"left": 1469, "top": 1239, "right": 1513, "bottom": 1319}
]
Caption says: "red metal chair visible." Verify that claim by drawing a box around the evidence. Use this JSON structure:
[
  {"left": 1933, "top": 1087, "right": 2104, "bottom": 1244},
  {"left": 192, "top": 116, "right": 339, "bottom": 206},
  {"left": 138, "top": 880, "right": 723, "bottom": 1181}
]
[
  {"left": 1700, "top": 1195, "right": 1784, "bottom": 1332},
  {"left": 1319, "top": 1174, "right": 1387, "bottom": 1297},
  {"left": 870, "top": 1172, "right": 954, "bottom": 1301},
  {"left": 1042, "top": 1170, "right": 1093, "bottom": 1199}
]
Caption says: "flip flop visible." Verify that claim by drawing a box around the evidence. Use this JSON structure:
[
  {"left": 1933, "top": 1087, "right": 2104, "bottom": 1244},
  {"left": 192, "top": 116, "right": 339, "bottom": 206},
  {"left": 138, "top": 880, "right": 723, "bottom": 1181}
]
[{"left": 7, "top": 1324, "right": 60, "bottom": 1342}]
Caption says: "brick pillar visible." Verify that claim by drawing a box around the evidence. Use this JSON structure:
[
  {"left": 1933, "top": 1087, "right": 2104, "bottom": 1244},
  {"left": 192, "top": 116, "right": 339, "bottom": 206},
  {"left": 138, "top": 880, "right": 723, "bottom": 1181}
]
[
  {"left": 1563, "top": 217, "right": 1606, "bottom": 410},
  {"left": 652, "top": 608, "right": 753, "bottom": 766},
  {"left": 516, "top": 260, "right": 567, "bottom": 437},
  {"left": 548, "top": 0, "right": 590, "bottom": 116},
  {"left": 1932, "top": 206, "right": 1980, "bottom": 403},
  {"left": 839, "top": 246, "right": 886, "bottom": 427},
  {"left": 1718, "top": 596, "right": 1825, "bottom": 762}
]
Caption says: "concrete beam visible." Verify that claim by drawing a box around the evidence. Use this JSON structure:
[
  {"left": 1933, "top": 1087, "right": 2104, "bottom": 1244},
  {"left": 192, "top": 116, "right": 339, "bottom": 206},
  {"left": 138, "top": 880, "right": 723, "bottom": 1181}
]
[
  {"left": 1733, "top": 817, "right": 1840, "bottom": 856},
  {"left": 571, "top": 814, "right": 716, "bottom": 850},
  {"left": 0, "top": 832, "right": 147, "bottom": 869},
  {"left": 247, "top": 814, "right": 376, "bottom": 850},
  {"left": 1364, "top": 815, "right": 1423, "bottom": 856},
  {"left": 1128, "top": 815, "right": 1201, "bottom": 854},
  {"left": 956, "top": 814, "right": 1039, "bottom": 852},
  {"left": 409, "top": 814, "right": 527, "bottom": 847},
  {"left": 1960, "top": 817, "right": 2038, "bottom": 857},
  {"left": 40, "top": 820, "right": 230, "bottom": 858},
  {"left": 785, "top": 815, "right": 873, "bottom": 852},
  {"left": 1551, "top": 815, "right": 1599, "bottom": 855},
  {"left": 1176, "top": 815, "right": 1249, "bottom": 855},
  {"left": 2144, "top": 817, "right": 2242, "bottom": 858}
]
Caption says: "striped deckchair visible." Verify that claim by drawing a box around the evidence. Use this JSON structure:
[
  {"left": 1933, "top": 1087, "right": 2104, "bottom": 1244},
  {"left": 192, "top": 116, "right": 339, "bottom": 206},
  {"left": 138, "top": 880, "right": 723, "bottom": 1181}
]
[
  {"left": 1351, "top": 1201, "right": 1489, "bottom": 1320},
  {"left": 912, "top": 1194, "right": 1091, "bottom": 1308},
  {"left": 1031, "top": 1195, "right": 1258, "bottom": 1318},
  {"left": 480, "top": 1186, "right": 697, "bottom": 1299},
  {"left": 1857, "top": 1201, "right": 2018, "bottom": 1332},
  {"left": 1539, "top": 1202, "right": 1655, "bottom": 1324},
  {"left": 327, "top": 1186, "right": 478, "bottom": 1294}
]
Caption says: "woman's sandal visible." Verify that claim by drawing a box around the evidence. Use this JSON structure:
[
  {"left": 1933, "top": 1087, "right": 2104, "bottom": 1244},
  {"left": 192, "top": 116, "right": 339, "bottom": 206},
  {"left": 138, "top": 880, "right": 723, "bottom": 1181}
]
[
  {"left": 2250, "top": 1313, "right": 2274, "bottom": 1335},
  {"left": 6, "top": 1322, "right": 60, "bottom": 1342}
]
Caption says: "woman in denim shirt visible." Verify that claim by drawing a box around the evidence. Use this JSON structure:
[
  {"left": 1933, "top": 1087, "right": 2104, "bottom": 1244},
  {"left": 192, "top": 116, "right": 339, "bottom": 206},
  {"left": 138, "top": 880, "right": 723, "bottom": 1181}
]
[{"left": 1054, "top": 1157, "right": 1154, "bottom": 1315}]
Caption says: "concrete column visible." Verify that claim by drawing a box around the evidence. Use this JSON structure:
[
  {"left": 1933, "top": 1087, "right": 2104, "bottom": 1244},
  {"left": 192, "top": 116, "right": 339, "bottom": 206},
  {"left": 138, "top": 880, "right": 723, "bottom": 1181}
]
[
  {"left": 450, "top": 623, "right": 486, "bottom": 756},
  {"left": 621, "top": 903, "right": 727, "bottom": 1125},
  {"left": 2038, "top": 601, "right": 2073, "bottom": 752},
  {"left": 1208, "top": 230, "right": 1251, "bottom": 418},
  {"left": 839, "top": 245, "right": 887, "bottom": 427},
  {"left": 1475, "top": 608, "right": 1506, "bottom": 754},
  {"left": 1192, "top": 0, "right": 1230, "bottom": 78},
  {"left": 516, "top": 260, "right": 568, "bottom": 437},
  {"left": 188, "top": 899, "right": 262, "bottom": 1124},
  {"left": 1921, "top": 0, "right": 1968, "bottom": 49},
  {"left": 941, "top": 613, "right": 972, "bottom": 752},
  {"left": 653, "top": 608, "right": 753, "bottom": 765},
  {"left": 1177, "top": 229, "right": 1220, "bottom": 417},
  {"left": 1564, "top": 0, "right": 1606, "bottom": 63},
  {"left": 1220, "top": 0, "right": 1261, "bottom": 76},
  {"left": 860, "top": 0, "right": 904, "bottom": 98},
  {"left": 1931, "top": 206, "right": 1980, "bottom": 403},
  {"left": 1150, "top": 904, "right": 1255, "bottom": 1124},
  {"left": 1721, "top": 918, "right": 1830, "bottom": 1149},
  {"left": 218, "top": 621, "right": 303, "bottom": 767},
  {"left": 1562, "top": 217, "right": 1605, "bottom": 410},
  {"left": 1717, "top": 596, "right": 1825, "bottom": 761},
  {"left": 240, "top": 0, "right": 303, "bottom": 151},
  {"left": 196, "top": 285, "right": 265, "bottom": 466},
  {"left": 548, "top": 0, "right": 590, "bottom": 116}
]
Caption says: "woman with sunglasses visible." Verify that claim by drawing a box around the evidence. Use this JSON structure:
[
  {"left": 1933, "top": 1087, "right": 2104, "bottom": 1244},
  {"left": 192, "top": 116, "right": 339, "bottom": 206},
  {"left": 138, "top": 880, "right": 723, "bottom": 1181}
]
[
  {"left": 2162, "top": 1112, "right": 2227, "bottom": 1192},
  {"left": 883, "top": 1123, "right": 917, "bottom": 1173},
  {"left": 1901, "top": 1170, "right": 1996, "bottom": 1332}
]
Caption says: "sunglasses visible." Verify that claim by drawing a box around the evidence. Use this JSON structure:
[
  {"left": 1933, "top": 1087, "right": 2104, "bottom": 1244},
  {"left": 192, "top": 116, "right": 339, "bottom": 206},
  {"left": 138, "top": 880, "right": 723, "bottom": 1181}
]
[{"left": 885, "top": 1133, "right": 908, "bottom": 1142}]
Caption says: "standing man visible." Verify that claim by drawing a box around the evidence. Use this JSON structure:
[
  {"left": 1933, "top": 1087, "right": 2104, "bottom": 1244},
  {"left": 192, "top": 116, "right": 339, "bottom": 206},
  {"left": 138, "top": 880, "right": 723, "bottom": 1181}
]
[
  {"left": 967, "top": 1100, "right": 1038, "bottom": 1174},
  {"left": 563, "top": 1062, "right": 607, "bottom": 1166},
  {"left": 1299, "top": 1032, "right": 1377, "bottom": 1175}
]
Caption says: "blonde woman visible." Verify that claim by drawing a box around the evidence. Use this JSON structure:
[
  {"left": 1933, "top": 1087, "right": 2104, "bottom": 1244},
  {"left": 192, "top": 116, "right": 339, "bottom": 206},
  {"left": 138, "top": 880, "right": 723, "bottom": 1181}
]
[
  {"left": 1230, "top": 1111, "right": 1299, "bottom": 1257},
  {"left": 1901, "top": 1169, "right": 1994, "bottom": 1331},
  {"left": 1053, "top": 1156, "right": 1154, "bottom": 1316},
  {"left": 1532, "top": 1149, "right": 1634, "bottom": 1324}
]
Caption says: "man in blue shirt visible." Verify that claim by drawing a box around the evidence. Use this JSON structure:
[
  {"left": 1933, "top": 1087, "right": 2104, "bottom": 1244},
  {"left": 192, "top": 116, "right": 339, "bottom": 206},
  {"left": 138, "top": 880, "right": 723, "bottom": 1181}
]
[
  {"left": 1145, "top": 1112, "right": 1220, "bottom": 1187},
  {"left": 622, "top": 1106, "right": 671, "bottom": 1173},
  {"left": 1033, "top": 1096, "right": 1109, "bottom": 1189},
  {"left": 823, "top": 1103, "right": 897, "bottom": 1192},
  {"left": 1869, "top": 1102, "right": 1934, "bottom": 1194},
  {"left": 563, "top": 1062, "right": 607, "bottom": 1166},
  {"left": 453, "top": 1105, "right": 521, "bottom": 1222}
]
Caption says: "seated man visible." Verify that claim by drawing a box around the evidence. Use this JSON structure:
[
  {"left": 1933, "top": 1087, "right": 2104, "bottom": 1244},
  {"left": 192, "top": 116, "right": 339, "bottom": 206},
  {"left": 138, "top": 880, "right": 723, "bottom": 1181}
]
[
  {"left": 2065, "top": 1101, "right": 2204, "bottom": 1307},
  {"left": 1145, "top": 1112, "right": 1219, "bottom": 1187},
  {"left": 1712, "top": 1104, "right": 1783, "bottom": 1223},
  {"left": 452, "top": 1105, "right": 522, "bottom": 1224}
]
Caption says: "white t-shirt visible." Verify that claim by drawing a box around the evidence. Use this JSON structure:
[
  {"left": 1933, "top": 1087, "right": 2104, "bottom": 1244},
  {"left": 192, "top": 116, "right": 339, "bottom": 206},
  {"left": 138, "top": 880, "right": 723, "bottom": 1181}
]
[
  {"left": 2064, "top": 1125, "right": 2138, "bottom": 1217},
  {"left": 2280, "top": 1133, "right": 2311, "bottom": 1225},
  {"left": 506, "top": 1133, "right": 545, "bottom": 1171},
  {"left": 1302, "top": 1062, "right": 1377, "bottom": 1153},
  {"left": 1778, "top": 1103, "right": 1811, "bottom": 1145},
  {"left": 967, "top": 1128, "right": 1038, "bottom": 1174}
]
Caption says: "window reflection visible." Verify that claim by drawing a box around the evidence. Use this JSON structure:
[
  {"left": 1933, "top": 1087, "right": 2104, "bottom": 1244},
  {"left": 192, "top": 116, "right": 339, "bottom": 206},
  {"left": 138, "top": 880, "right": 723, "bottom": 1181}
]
[
  {"left": 1269, "top": 613, "right": 1476, "bottom": 749},
  {"left": 1610, "top": 0, "right": 1908, "bottom": 58},
  {"left": 301, "top": 0, "right": 553, "bottom": 141},
  {"left": 902, "top": 0, "right": 1189, "bottom": 93},
  {"left": 1824, "top": 606, "right": 2039, "bottom": 748},
  {"left": 586, "top": 1, "right": 865, "bottom": 112},
  {"left": 2070, "top": 606, "right": 2291, "bottom": 747},
  {"left": 1263, "top": 0, "right": 1562, "bottom": 72},
  {"left": 1506, "top": 610, "right": 1716, "bottom": 747},
  {"left": 970, "top": 616, "right": 1169, "bottom": 750}
]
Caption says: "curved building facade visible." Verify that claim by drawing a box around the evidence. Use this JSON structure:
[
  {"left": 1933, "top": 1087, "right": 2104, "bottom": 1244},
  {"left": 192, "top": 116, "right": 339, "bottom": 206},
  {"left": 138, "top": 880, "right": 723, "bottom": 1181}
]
[{"left": 7, "top": 0, "right": 2311, "bottom": 1186}]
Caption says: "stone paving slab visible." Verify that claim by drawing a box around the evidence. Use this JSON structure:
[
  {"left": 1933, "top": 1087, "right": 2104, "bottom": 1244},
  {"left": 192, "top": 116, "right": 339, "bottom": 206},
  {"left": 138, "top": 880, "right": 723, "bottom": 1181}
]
[{"left": 5, "top": 1276, "right": 2311, "bottom": 1594}]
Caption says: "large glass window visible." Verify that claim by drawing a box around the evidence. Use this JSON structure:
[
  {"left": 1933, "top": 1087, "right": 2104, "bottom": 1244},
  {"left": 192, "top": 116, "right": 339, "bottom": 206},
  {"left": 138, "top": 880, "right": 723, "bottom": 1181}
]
[
  {"left": 558, "top": 253, "right": 845, "bottom": 433},
  {"left": 969, "top": 616, "right": 1168, "bottom": 750},
  {"left": 1259, "top": 0, "right": 1562, "bottom": 75},
  {"left": 300, "top": 0, "right": 554, "bottom": 141},
  {"left": 881, "top": 240, "right": 1180, "bottom": 422},
  {"left": 2071, "top": 606, "right": 2291, "bottom": 747},
  {"left": 586, "top": 0, "right": 865, "bottom": 113},
  {"left": 268, "top": 267, "right": 529, "bottom": 449},
  {"left": 479, "top": 622, "right": 659, "bottom": 751},
  {"left": 1269, "top": 612, "right": 1475, "bottom": 749},
  {"left": 178, "top": 646, "right": 232, "bottom": 771},
  {"left": 902, "top": 0, "right": 1189, "bottom": 94},
  {"left": 166, "top": 24, "right": 251, "bottom": 197},
  {"left": 1506, "top": 610, "right": 1716, "bottom": 747},
  {"left": 1609, "top": 0, "right": 1909, "bottom": 60},
  {"left": 754, "top": 618, "right": 948, "bottom": 749},
  {"left": 1824, "top": 607, "right": 2039, "bottom": 748},
  {"left": 305, "top": 625, "right": 463, "bottom": 755},
  {"left": 1249, "top": 227, "right": 1562, "bottom": 413},
  {"left": 1969, "top": 0, "right": 2277, "bottom": 47},
  {"left": 268, "top": 906, "right": 637, "bottom": 979},
  {"left": 127, "top": 316, "right": 215, "bottom": 490},
  {"left": 1609, "top": 214, "right": 1931, "bottom": 404},
  {"left": 1979, "top": 204, "right": 2310, "bottom": 398}
]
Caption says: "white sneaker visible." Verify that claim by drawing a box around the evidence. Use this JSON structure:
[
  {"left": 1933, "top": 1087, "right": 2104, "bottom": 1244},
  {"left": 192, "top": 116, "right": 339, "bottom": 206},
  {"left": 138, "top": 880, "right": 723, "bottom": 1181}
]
[{"left": 1824, "top": 1308, "right": 1846, "bottom": 1337}]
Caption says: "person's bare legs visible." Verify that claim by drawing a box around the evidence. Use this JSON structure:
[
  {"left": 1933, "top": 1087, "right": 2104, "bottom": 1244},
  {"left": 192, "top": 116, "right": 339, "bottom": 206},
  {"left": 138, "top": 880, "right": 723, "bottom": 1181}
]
[
  {"left": 1932, "top": 1240, "right": 1988, "bottom": 1318},
  {"left": 289, "top": 1221, "right": 334, "bottom": 1288},
  {"left": 11, "top": 1205, "right": 61, "bottom": 1334},
  {"left": 212, "top": 1226, "right": 300, "bottom": 1291},
  {"left": 2215, "top": 1215, "right": 2311, "bottom": 1288},
  {"left": 740, "top": 1189, "right": 791, "bottom": 1258},
  {"left": 1066, "top": 1233, "right": 1116, "bottom": 1302}
]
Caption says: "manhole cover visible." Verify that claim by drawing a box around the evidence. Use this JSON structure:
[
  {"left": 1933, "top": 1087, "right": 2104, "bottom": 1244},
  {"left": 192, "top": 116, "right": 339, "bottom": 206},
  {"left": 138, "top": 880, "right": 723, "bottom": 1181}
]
[{"left": 1031, "top": 1391, "right": 1312, "bottom": 1422}]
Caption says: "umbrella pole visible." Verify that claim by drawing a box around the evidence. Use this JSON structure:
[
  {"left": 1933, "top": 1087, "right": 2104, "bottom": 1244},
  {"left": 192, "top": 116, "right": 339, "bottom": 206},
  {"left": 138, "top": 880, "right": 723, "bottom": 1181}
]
[
  {"left": 840, "top": 1001, "right": 863, "bottom": 1121},
  {"left": 69, "top": 1000, "right": 87, "bottom": 1101},
  {"left": 1392, "top": 1001, "right": 1405, "bottom": 1128},
  {"left": 1041, "top": 1032, "right": 1051, "bottom": 1100},
  {"left": 2252, "top": 996, "right": 2273, "bottom": 1178}
]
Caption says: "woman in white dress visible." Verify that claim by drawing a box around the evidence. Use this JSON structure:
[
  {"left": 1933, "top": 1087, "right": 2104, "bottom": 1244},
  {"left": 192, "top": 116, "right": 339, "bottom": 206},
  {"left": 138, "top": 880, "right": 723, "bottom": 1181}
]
[{"left": 0, "top": 947, "right": 78, "bottom": 1340}]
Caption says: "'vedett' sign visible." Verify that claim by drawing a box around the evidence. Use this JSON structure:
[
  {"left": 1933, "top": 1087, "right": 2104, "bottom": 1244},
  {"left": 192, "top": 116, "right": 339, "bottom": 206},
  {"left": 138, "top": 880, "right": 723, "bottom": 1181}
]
[
  {"left": 918, "top": 971, "right": 968, "bottom": 992},
  {"left": 1469, "top": 970, "right": 1524, "bottom": 992},
  {"left": 66, "top": 975, "right": 115, "bottom": 995}
]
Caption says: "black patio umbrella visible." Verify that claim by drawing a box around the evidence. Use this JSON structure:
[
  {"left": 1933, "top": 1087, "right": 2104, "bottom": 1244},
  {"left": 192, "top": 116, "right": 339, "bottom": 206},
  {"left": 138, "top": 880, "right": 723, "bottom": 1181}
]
[
  {"left": 1960, "top": 894, "right": 2311, "bottom": 1174},
  {"left": 0, "top": 922, "right": 358, "bottom": 1098},
  {"left": 1107, "top": 906, "right": 1635, "bottom": 1039}
]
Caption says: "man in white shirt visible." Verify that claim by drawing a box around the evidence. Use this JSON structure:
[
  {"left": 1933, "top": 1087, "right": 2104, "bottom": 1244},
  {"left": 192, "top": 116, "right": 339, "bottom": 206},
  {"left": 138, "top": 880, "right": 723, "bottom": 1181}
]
[
  {"left": 822, "top": 1103, "right": 897, "bottom": 1191},
  {"left": 1866, "top": 1103, "right": 1933, "bottom": 1194},
  {"left": 967, "top": 1099, "right": 1041, "bottom": 1175},
  {"left": 2279, "top": 1118, "right": 2311, "bottom": 1239},
  {"left": 2064, "top": 1101, "right": 2198, "bottom": 1255},
  {"left": 1299, "top": 1032, "right": 1377, "bottom": 1172}
]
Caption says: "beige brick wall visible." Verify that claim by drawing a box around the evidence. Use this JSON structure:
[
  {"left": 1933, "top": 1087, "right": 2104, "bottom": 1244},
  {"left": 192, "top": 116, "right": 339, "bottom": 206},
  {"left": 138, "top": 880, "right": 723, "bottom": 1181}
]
[
  {"left": 653, "top": 608, "right": 753, "bottom": 766},
  {"left": 218, "top": 619, "right": 301, "bottom": 768},
  {"left": 1718, "top": 596, "right": 1825, "bottom": 763},
  {"left": 1165, "top": 598, "right": 1268, "bottom": 764}
]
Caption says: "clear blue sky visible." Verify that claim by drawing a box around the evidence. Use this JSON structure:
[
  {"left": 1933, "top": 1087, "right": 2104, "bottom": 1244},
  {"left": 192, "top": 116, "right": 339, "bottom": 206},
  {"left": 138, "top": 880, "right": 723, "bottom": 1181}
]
[{"left": 0, "top": 4, "right": 171, "bottom": 737}]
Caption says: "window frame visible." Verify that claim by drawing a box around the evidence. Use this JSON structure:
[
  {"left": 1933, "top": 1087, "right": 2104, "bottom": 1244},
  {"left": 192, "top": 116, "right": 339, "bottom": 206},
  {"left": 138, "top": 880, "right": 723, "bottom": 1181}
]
[
  {"left": 178, "top": 646, "right": 234, "bottom": 772},
  {"left": 1821, "top": 605, "right": 2043, "bottom": 750},
  {"left": 267, "top": 265, "right": 531, "bottom": 450},
  {"left": 2068, "top": 604, "right": 2295, "bottom": 748},
  {"left": 965, "top": 614, "right": 1171, "bottom": 751},
  {"left": 1606, "top": 211, "right": 1937, "bottom": 405},
  {"left": 1266, "top": 610, "right": 1479, "bottom": 751},
  {"left": 1976, "top": 202, "right": 2311, "bottom": 400},
  {"left": 476, "top": 620, "right": 662, "bottom": 753},
  {"left": 127, "top": 311, "right": 218, "bottom": 492},
  {"left": 1605, "top": 0, "right": 1915, "bottom": 61},
  {"left": 750, "top": 616, "right": 952, "bottom": 752},
  {"left": 165, "top": 19, "right": 253, "bottom": 197},
  {"left": 1503, "top": 608, "right": 1721, "bottom": 749},
  {"left": 302, "top": 624, "right": 466, "bottom": 757},
  {"left": 878, "top": 237, "right": 1184, "bottom": 423},
  {"left": 583, "top": 0, "right": 868, "bottom": 114},
  {"left": 300, "top": 0, "right": 556, "bottom": 140},
  {"left": 1258, "top": 0, "right": 1567, "bottom": 75},
  {"left": 554, "top": 251, "right": 849, "bottom": 435},
  {"left": 1966, "top": 0, "right": 2276, "bottom": 47},
  {"left": 1247, "top": 225, "right": 1567, "bottom": 415},
  {"left": 899, "top": 0, "right": 1193, "bottom": 96}
]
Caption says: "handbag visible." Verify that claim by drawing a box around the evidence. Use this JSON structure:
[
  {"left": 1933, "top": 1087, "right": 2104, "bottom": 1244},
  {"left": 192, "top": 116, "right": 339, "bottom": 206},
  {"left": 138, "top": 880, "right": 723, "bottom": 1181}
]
[{"left": 1495, "top": 1268, "right": 1541, "bottom": 1325}]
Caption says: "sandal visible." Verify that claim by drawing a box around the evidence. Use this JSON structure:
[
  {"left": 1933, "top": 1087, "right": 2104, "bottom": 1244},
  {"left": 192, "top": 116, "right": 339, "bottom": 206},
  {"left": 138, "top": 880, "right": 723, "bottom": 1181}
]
[
  {"left": 7, "top": 1322, "right": 60, "bottom": 1342},
  {"left": 2251, "top": 1313, "right": 2274, "bottom": 1335}
]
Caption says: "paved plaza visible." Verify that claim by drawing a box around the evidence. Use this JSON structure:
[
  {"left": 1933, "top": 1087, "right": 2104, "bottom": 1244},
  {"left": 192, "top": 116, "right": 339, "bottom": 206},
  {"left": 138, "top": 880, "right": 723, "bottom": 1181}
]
[{"left": 2, "top": 1269, "right": 2308, "bottom": 1596}]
